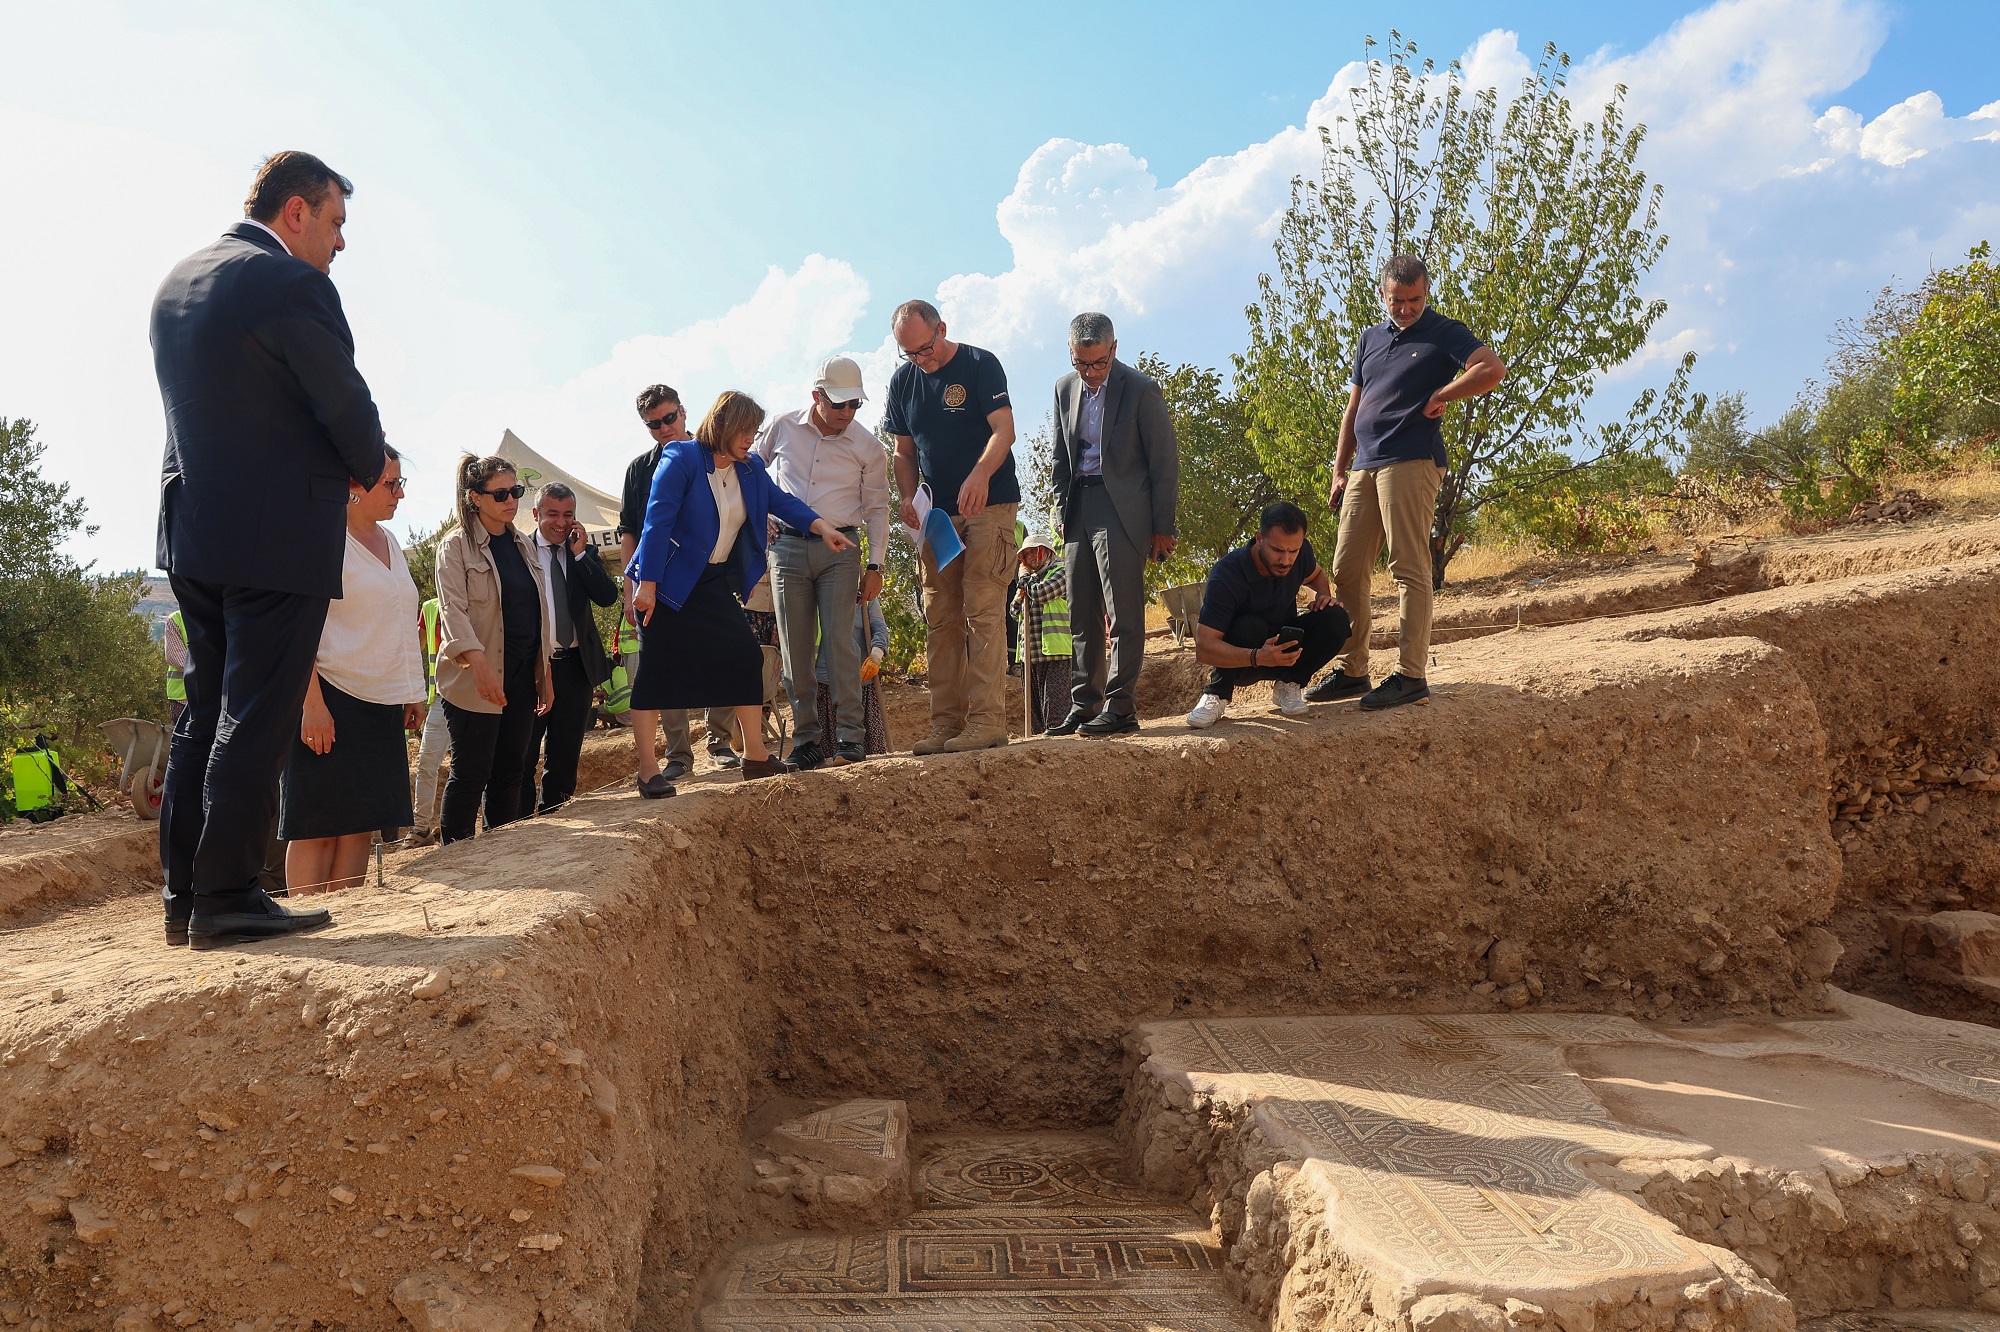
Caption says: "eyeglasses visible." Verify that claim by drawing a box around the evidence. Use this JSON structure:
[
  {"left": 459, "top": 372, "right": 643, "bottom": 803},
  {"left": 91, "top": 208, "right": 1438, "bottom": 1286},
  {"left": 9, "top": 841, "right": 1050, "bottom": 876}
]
[
  {"left": 643, "top": 409, "right": 681, "bottom": 431},
  {"left": 1070, "top": 354, "right": 1113, "bottom": 372},
  {"left": 481, "top": 484, "right": 527, "bottom": 500},
  {"left": 383, "top": 477, "right": 407, "bottom": 495},
  {"left": 898, "top": 332, "right": 942, "bottom": 362}
]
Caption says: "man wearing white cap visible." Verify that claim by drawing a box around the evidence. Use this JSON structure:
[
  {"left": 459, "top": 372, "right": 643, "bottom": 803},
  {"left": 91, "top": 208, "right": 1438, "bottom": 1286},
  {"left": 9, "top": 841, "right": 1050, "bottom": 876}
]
[{"left": 756, "top": 355, "right": 893, "bottom": 768}]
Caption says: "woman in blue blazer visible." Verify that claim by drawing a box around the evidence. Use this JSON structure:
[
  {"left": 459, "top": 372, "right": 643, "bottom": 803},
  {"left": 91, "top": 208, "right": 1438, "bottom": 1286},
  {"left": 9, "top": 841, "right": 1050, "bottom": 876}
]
[{"left": 628, "top": 391, "right": 854, "bottom": 781}]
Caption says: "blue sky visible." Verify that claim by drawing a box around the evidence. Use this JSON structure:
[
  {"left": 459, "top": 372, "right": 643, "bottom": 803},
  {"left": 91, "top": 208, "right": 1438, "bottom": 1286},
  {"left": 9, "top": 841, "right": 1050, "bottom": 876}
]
[{"left": 3, "top": 0, "right": 1997, "bottom": 571}]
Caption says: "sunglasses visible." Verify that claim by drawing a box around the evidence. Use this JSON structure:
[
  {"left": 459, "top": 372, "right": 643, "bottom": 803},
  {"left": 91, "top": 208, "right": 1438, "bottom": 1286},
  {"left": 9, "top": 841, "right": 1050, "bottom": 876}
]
[
  {"left": 643, "top": 409, "right": 681, "bottom": 431},
  {"left": 818, "top": 393, "right": 861, "bottom": 410},
  {"left": 481, "top": 484, "right": 527, "bottom": 500}
]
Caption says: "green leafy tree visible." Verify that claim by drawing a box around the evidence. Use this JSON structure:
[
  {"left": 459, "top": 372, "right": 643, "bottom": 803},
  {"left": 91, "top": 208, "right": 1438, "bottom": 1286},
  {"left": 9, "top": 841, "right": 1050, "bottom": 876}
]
[
  {"left": 0, "top": 417, "right": 165, "bottom": 811},
  {"left": 1894, "top": 240, "right": 2000, "bottom": 447},
  {"left": 1237, "top": 32, "right": 1702, "bottom": 585},
  {"left": 1133, "top": 353, "right": 1288, "bottom": 585}
]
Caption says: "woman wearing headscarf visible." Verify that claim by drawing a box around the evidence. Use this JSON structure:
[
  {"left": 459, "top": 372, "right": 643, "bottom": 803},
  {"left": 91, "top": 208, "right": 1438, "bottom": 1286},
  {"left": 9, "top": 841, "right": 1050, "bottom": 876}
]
[
  {"left": 628, "top": 391, "right": 852, "bottom": 782},
  {"left": 433, "top": 455, "right": 553, "bottom": 841}
]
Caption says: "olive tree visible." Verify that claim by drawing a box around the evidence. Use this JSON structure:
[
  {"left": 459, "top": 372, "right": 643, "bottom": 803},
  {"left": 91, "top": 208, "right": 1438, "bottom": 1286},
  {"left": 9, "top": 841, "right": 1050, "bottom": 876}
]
[{"left": 1237, "top": 33, "right": 1702, "bottom": 584}]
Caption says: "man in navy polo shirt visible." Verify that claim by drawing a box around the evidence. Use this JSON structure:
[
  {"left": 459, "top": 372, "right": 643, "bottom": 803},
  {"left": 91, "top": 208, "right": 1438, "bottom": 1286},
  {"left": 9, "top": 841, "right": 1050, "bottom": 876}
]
[
  {"left": 1307, "top": 255, "right": 1506, "bottom": 711},
  {"left": 885, "top": 299, "right": 1019, "bottom": 754}
]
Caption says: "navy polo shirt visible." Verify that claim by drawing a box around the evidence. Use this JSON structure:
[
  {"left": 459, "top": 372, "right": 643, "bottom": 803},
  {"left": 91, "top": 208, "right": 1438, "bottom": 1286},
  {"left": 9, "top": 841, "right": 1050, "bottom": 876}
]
[{"left": 1350, "top": 308, "right": 1485, "bottom": 471}]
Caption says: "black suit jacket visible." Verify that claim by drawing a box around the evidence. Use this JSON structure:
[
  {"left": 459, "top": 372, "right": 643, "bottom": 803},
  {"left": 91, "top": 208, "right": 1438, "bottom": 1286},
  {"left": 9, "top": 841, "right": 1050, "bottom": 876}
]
[
  {"left": 550, "top": 541, "right": 620, "bottom": 687},
  {"left": 152, "top": 222, "right": 387, "bottom": 599}
]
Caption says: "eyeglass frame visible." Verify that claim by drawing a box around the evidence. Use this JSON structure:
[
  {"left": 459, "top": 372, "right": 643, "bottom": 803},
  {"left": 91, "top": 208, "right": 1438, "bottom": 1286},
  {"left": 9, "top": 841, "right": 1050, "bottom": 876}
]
[
  {"left": 897, "top": 330, "right": 943, "bottom": 363},
  {"left": 642, "top": 408, "right": 682, "bottom": 431}
]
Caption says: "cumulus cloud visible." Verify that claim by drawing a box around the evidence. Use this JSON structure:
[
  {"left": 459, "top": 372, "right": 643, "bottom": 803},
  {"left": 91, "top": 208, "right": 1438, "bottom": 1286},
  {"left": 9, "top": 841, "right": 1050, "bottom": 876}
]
[{"left": 1815, "top": 91, "right": 2000, "bottom": 167}]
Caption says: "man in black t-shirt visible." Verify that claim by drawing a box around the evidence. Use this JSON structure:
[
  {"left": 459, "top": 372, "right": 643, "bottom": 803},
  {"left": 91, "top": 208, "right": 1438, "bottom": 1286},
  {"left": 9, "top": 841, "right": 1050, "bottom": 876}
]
[
  {"left": 1307, "top": 254, "right": 1505, "bottom": 712},
  {"left": 615, "top": 384, "right": 735, "bottom": 794},
  {"left": 1185, "top": 502, "right": 1349, "bottom": 729},
  {"left": 884, "top": 299, "right": 1019, "bottom": 755}
]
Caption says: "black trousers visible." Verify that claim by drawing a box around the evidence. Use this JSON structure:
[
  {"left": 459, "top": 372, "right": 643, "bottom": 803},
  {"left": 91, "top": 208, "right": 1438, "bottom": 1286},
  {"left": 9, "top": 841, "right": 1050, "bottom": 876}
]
[
  {"left": 1204, "top": 605, "right": 1350, "bottom": 698},
  {"left": 161, "top": 574, "right": 329, "bottom": 917},
  {"left": 521, "top": 652, "right": 593, "bottom": 813},
  {"left": 440, "top": 654, "right": 538, "bottom": 844}
]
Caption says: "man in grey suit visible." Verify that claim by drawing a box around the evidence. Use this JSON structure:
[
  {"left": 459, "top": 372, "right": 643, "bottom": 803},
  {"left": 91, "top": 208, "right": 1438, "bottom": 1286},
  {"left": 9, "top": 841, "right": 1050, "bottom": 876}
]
[{"left": 1048, "top": 312, "right": 1179, "bottom": 736}]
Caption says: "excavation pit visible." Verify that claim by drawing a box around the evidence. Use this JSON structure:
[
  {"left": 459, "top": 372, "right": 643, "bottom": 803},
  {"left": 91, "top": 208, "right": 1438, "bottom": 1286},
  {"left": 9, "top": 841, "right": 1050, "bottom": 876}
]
[{"left": 3, "top": 538, "right": 2000, "bottom": 1329}]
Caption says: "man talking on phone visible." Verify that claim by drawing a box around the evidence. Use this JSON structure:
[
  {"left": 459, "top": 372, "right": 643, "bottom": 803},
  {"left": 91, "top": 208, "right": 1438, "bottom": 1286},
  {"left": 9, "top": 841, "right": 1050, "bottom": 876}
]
[
  {"left": 1184, "top": 502, "right": 1348, "bottom": 729},
  {"left": 521, "top": 482, "right": 618, "bottom": 812}
]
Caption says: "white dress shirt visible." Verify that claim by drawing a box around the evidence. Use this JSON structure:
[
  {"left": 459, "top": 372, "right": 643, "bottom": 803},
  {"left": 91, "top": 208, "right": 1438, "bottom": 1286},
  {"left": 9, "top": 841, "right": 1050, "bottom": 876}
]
[
  {"left": 755, "top": 407, "right": 892, "bottom": 561},
  {"left": 242, "top": 217, "right": 294, "bottom": 256},
  {"left": 707, "top": 463, "right": 746, "bottom": 563}
]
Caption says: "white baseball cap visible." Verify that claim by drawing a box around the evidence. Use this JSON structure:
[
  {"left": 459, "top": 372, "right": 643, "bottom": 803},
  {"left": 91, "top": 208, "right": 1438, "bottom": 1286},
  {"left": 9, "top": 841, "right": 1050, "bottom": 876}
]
[
  {"left": 814, "top": 355, "right": 867, "bottom": 405},
  {"left": 1019, "top": 526, "right": 1056, "bottom": 555}
]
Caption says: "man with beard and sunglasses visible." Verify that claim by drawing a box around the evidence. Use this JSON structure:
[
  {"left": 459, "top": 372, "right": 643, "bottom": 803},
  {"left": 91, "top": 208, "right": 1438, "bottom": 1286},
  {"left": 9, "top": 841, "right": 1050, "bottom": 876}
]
[{"left": 617, "top": 385, "right": 738, "bottom": 796}]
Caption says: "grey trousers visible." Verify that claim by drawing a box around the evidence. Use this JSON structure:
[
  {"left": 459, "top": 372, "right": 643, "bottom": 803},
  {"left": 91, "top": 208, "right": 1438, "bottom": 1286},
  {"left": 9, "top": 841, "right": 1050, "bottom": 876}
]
[
  {"left": 772, "top": 534, "right": 864, "bottom": 748},
  {"left": 1065, "top": 483, "right": 1148, "bottom": 719},
  {"left": 661, "top": 707, "right": 734, "bottom": 767}
]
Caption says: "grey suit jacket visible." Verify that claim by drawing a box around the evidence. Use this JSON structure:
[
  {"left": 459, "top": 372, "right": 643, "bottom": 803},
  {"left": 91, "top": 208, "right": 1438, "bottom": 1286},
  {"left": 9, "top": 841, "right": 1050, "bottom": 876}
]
[{"left": 1051, "top": 359, "right": 1179, "bottom": 547}]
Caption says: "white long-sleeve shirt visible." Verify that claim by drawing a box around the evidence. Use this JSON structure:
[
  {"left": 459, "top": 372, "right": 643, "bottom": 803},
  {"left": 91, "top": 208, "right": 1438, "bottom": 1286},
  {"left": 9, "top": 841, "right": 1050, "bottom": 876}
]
[{"left": 755, "top": 407, "right": 892, "bottom": 562}]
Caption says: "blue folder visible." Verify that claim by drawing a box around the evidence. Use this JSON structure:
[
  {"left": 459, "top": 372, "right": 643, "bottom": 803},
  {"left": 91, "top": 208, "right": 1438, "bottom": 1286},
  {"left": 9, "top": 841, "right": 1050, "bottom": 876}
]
[{"left": 923, "top": 508, "right": 964, "bottom": 569}]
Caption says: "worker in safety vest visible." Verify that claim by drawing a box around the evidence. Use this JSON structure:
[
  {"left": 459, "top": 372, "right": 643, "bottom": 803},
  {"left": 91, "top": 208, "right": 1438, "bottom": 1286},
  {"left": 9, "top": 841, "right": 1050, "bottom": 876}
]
[
  {"left": 409, "top": 597, "right": 449, "bottom": 844},
  {"left": 1014, "top": 526, "right": 1072, "bottom": 734},
  {"left": 165, "top": 610, "right": 189, "bottom": 726}
]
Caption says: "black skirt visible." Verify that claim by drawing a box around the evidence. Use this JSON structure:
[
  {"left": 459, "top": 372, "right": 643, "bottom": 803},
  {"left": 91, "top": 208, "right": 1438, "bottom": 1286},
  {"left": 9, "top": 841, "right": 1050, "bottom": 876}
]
[
  {"left": 279, "top": 676, "right": 415, "bottom": 840},
  {"left": 631, "top": 563, "right": 763, "bottom": 710}
]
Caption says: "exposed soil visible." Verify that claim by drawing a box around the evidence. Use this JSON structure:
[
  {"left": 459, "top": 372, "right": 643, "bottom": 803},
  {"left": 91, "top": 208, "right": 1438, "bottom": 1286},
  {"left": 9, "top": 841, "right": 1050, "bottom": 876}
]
[{"left": 3, "top": 511, "right": 2000, "bottom": 1330}]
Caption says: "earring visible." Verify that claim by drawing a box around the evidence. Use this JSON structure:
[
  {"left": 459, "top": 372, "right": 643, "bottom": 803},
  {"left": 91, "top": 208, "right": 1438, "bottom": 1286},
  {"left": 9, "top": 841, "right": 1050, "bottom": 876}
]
[{"left": 348, "top": 494, "right": 361, "bottom": 506}]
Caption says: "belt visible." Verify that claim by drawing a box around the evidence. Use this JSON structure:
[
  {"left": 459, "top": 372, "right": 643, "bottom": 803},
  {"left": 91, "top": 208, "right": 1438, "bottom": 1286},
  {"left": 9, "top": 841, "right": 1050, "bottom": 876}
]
[
  {"left": 776, "top": 523, "right": 859, "bottom": 540},
  {"left": 551, "top": 646, "right": 578, "bottom": 660},
  {"left": 1075, "top": 474, "right": 1106, "bottom": 486}
]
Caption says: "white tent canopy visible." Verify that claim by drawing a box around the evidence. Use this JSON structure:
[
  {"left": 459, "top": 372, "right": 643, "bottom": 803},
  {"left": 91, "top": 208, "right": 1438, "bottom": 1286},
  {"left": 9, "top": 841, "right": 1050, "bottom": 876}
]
[{"left": 496, "top": 428, "right": 625, "bottom": 554}]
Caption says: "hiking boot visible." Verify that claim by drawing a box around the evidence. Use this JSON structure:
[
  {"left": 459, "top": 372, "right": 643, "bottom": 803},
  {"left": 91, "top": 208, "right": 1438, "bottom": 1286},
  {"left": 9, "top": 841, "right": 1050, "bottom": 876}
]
[
  {"left": 1359, "top": 673, "right": 1430, "bottom": 711},
  {"left": 1304, "top": 669, "right": 1370, "bottom": 702},
  {"left": 1186, "top": 694, "right": 1228, "bottom": 728},
  {"left": 1272, "top": 682, "right": 1309, "bottom": 717},
  {"left": 911, "top": 726, "right": 960, "bottom": 756},
  {"left": 789, "top": 739, "right": 829, "bottom": 771},
  {"left": 941, "top": 725, "right": 1009, "bottom": 753}
]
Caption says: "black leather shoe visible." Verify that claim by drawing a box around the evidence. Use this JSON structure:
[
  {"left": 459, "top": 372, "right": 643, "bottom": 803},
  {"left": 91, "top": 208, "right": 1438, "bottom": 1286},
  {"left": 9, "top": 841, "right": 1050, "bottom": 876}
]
[
  {"left": 1304, "top": 669, "right": 1371, "bottom": 703},
  {"left": 1359, "top": 673, "right": 1430, "bottom": 711},
  {"left": 1044, "top": 709, "right": 1089, "bottom": 737},
  {"left": 165, "top": 918, "right": 189, "bottom": 947},
  {"left": 661, "top": 759, "right": 689, "bottom": 781},
  {"left": 789, "top": 739, "right": 828, "bottom": 771},
  {"left": 637, "top": 773, "right": 677, "bottom": 799},
  {"left": 187, "top": 893, "right": 332, "bottom": 951},
  {"left": 1080, "top": 712, "right": 1139, "bottom": 736},
  {"left": 707, "top": 750, "right": 741, "bottom": 770},
  {"left": 741, "top": 755, "right": 795, "bottom": 780},
  {"left": 835, "top": 742, "right": 867, "bottom": 765}
]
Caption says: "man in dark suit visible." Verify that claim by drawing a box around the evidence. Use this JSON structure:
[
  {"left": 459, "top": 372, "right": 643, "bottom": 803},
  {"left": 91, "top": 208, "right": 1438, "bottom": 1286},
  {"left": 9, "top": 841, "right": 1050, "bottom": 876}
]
[
  {"left": 152, "top": 150, "right": 387, "bottom": 949},
  {"left": 520, "top": 482, "right": 620, "bottom": 813},
  {"left": 1048, "top": 312, "right": 1180, "bottom": 736}
]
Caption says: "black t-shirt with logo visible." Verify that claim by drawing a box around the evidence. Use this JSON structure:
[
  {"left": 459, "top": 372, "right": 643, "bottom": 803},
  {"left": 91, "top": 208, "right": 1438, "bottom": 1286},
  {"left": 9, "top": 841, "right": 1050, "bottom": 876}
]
[
  {"left": 1198, "top": 538, "right": 1318, "bottom": 632},
  {"left": 883, "top": 343, "right": 1018, "bottom": 516}
]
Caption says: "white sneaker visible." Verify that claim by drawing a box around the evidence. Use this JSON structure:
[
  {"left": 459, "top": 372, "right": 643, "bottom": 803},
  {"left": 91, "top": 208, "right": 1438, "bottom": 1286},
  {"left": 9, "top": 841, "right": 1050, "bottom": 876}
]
[
  {"left": 1186, "top": 694, "right": 1229, "bottom": 728},
  {"left": 1272, "top": 682, "right": 1309, "bottom": 716}
]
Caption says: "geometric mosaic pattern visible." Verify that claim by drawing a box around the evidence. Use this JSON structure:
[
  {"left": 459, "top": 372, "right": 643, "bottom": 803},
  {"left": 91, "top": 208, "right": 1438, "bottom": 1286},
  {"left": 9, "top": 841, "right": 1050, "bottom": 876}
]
[
  {"left": 700, "top": 1133, "right": 1260, "bottom": 1330},
  {"left": 1136, "top": 1001, "right": 2000, "bottom": 1310},
  {"left": 774, "top": 1099, "right": 907, "bottom": 1163}
]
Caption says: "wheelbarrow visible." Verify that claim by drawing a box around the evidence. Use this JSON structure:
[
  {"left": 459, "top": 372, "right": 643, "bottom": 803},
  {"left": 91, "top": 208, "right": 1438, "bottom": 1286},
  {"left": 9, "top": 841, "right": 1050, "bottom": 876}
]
[
  {"left": 101, "top": 717, "right": 170, "bottom": 821},
  {"left": 1159, "top": 581, "right": 1206, "bottom": 648}
]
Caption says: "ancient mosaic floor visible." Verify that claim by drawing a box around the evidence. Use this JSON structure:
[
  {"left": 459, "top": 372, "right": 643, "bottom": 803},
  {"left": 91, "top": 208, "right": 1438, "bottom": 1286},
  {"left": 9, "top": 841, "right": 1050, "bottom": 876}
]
[
  {"left": 699, "top": 1131, "right": 1259, "bottom": 1331},
  {"left": 1134, "top": 993, "right": 2000, "bottom": 1315}
]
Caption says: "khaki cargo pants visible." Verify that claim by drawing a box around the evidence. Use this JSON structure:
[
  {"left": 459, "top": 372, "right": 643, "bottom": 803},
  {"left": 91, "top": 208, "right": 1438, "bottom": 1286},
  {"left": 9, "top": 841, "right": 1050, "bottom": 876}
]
[
  {"left": 920, "top": 501, "right": 1018, "bottom": 734},
  {"left": 1332, "top": 459, "right": 1444, "bottom": 681}
]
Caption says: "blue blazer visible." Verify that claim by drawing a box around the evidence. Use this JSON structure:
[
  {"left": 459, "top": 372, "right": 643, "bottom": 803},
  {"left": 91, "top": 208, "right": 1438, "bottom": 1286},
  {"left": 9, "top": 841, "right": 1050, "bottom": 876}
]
[{"left": 626, "top": 437, "right": 822, "bottom": 611}]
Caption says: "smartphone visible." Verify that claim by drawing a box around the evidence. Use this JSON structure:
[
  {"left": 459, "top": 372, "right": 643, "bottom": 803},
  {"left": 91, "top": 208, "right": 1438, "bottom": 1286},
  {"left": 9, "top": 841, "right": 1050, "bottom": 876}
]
[{"left": 1276, "top": 626, "right": 1305, "bottom": 646}]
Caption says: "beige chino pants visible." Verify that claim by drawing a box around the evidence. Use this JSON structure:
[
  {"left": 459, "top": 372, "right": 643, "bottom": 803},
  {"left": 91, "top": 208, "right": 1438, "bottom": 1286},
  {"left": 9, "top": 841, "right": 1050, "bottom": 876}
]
[
  {"left": 920, "top": 501, "right": 1018, "bottom": 734},
  {"left": 1331, "top": 459, "right": 1445, "bottom": 681}
]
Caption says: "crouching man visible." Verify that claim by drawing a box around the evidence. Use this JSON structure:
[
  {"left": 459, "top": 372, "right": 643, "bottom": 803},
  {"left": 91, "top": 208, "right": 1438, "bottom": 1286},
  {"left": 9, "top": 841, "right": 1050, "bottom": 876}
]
[{"left": 1185, "top": 501, "right": 1349, "bottom": 729}]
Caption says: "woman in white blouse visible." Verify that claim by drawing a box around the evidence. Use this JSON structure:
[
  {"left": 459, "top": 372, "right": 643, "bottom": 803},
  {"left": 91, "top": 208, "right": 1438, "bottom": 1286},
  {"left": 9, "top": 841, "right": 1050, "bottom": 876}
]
[{"left": 280, "top": 445, "right": 428, "bottom": 894}]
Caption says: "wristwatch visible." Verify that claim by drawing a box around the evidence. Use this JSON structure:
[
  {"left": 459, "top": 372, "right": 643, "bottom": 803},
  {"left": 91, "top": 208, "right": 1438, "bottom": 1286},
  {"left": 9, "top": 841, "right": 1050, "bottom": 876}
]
[{"left": 866, "top": 563, "right": 880, "bottom": 571}]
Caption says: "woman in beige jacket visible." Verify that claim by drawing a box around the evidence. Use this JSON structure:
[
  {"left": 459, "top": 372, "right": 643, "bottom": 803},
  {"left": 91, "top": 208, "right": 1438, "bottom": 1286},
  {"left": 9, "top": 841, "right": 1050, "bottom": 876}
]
[{"left": 434, "top": 455, "right": 554, "bottom": 843}]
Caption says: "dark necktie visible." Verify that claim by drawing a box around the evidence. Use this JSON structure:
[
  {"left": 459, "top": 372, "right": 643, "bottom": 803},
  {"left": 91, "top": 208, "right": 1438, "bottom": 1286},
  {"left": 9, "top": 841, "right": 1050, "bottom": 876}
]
[{"left": 550, "top": 547, "right": 575, "bottom": 648}]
